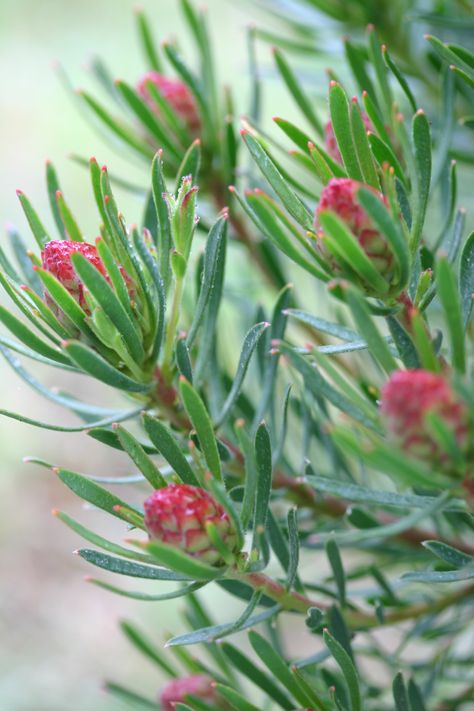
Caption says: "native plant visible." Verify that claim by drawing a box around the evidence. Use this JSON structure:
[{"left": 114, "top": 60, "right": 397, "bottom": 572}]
[{"left": 1, "top": 0, "right": 474, "bottom": 708}]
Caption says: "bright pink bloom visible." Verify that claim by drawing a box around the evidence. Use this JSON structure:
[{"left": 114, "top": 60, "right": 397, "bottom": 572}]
[
  {"left": 325, "top": 112, "right": 372, "bottom": 163},
  {"left": 380, "top": 369, "right": 469, "bottom": 468},
  {"left": 144, "top": 484, "right": 238, "bottom": 565},
  {"left": 41, "top": 240, "right": 107, "bottom": 314},
  {"left": 137, "top": 71, "right": 200, "bottom": 133},
  {"left": 315, "top": 177, "right": 393, "bottom": 279},
  {"left": 160, "top": 675, "right": 218, "bottom": 711}
]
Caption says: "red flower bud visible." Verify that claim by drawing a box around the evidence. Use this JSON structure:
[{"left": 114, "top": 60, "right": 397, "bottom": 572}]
[
  {"left": 315, "top": 178, "right": 394, "bottom": 283},
  {"left": 380, "top": 369, "right": 469, "bottom": 469},
  {"left": 137, "top": 71, "right": 200, "bottom": 134},
  {"left": 41, "top": 240, "right": 107, "bottom": 315},
  {"left": 160, "top": 675, "right": 219, "bottom": 711},
  {"left": 325, "top": 112, "right": 372, "bottom": 163},
  {"left": 144, "top": 484, "right": 238, "bottom": 565}
]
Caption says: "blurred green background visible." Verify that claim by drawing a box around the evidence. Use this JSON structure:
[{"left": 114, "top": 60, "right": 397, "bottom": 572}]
[{"left": 0, "top": 1, "right": 264, "bottom": 709}]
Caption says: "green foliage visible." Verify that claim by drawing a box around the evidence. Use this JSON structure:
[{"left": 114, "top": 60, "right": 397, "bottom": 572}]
[{"left": 2, "top": 0, "right": 474, "bottom": 708}]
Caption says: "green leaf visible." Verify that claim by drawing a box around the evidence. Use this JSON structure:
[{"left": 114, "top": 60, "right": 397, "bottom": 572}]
[
  {"left": 350, "top": 99, "right": 379, "bottom": 189},
  {"left": 436, "top": 255, "right": 465, "bottom": 373},
  {"left": 55, "top": 191, "right": 84, "bottom": 242},
  {"left": 135, "top": 8, "right": 162, "bottom": 71},
  {"left": 221, "top": 643, "right": 294, "bottom": 710},
  {"left": 179, "top": 378, "right": 222, "bottom": 480},
  {"left": 79, "top": 90, "right": 154, "bottom": 160},
  {"left": 71, "top": 252, "right": 144, "bottom": 365},
  {"left": 328, "top": 83, "right": 363, "bottom": 181},
  {"left": 78, "top": 549, "right": 192, "bottom": 581},
  {"left": 318, "top": 211, "right": 389, "bottom": 295},
  {"left": 303, "top": 474, "right": 465, "bottom": 512},
  {"left": 382, "top": 46, "right": 417, "bottom": 113},
  {"left": 367, "top": 25, "right": 393, "bottom": 123},
  {"left": 175, "top": 138, "right": 201, "bottom": 192},
  {"left": 407, "top": 679, "right": 427, "bottom": 711},
  {"left": 278, "top": 343, "right": 379, "bottom": 431},
  {"left": 187, "top": 215, "right": 228, "bottom": 347},
  {"left": 121, "top": 620, "right": 177, "bottom": 678},
  {"left": 368, "top": 133, "right": 407, "bottom": 186},
  {"left": 326, "top": 539, "right": 346, "bottom": 607},
  {"left": 402, "top": 566, "right": 474, "bottom": 583},
  {"left": 459, "top": 230, "right": 474, "bottom": 327},
  {"left": 324, "top": 629, "right": 361, "bottom": 711},
  {"left": 143, "top": 414, "right": 200, "bottom": 486},
  {"left": 0, "top": 404, "right": 142, "bottom": 432},
  {"left": 241, "top": 130, "right": 313, "bottom": 230},
  {"left": 411, "top": 110, "right": 432, "bottom": 250},
  {"left": 253, "top": 284, "right": 292, "bottom": 425},
  {"left": 54, "top": 510, "right": 153, "bottom": 563},
  {"left": 138, "top": 539, "right": 222, "bottom": 581},
  {"left": 346, "top": 288, "right": 398, "bottom": 374},
  {"left": 114, "top": 425, "right": 166, "bottom": 489},
  {"left": 16, "top": 190, "right": 50, "bottom": 248},
  {"left": 273, "top": 48, "right": 322, "bottom": 135},
  {"left": 115, "top": 79, "right": 181, "bottom": 159},
  {"left": 213, "top": 684, "right": 262, "bottom": 711},
  {"left": 105, "top": 682, "right": 157, "bottom": 710},
  {"left": 249, "top": 631, "right": 313, "bottom": 707},
  {"left": 286, "top": 508, "right": 300, "bottom": 592},
  {"left": 235, "top": 423, "right": 258, "bottom": 531},
  {"left": 422, "top": 540, "right": 473, "bottom": 569},
  {"left": 357, "top": 187, "right": 410, "bottom": 291},
  {"left": 166, "top": 604, "right": 280, "bottom": 647},
  {"left": 392, "top": 672, "right": 409, "bottom": 711},
  {"left": 151, "top": 151, "right": 173, "bottom": 292},
  {"left": 56, "top": 467, "right": 144, "bottom": 526},
  {"left": 0, "top": 305, "right": 70, "bottom": 365},
  {"left": 45, "top": 161, "right": 67, "bottom": 239},
  {"left": 251, "top": 422, "right": 273, "bottom": 557},
  {"left": 215, "top": 322, "right": 269, "bottom": 428},
  {"left": 63, "top": 340, "right": 150, "bottom": 392}
]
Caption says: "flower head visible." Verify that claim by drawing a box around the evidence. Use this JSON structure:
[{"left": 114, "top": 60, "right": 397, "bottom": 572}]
[
  {"left": 160, "top": 675, "right": 218, "bottom": 711},
  {"left": 144, "top": 484, "right": 238, "bottom": 565},
  {"left": 380, "top": 369, "right": 469, "bottom": 470},
  {"left": 315, "top": 177, "right": 393, "bottom": 285},
  {"left": 41, "top": 240, "right": 107, "bottom": 315},
  {"left": 137, "top": 71, "right": 200, "bottom": 134},
  {"left": 325, "top": 112, "right": 372, "bottom": 164}
]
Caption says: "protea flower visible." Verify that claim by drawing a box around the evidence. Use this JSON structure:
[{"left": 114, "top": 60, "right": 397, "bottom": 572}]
[
  {"left": 137, "top": 71, "right": 200, "bottom": 134},
  {"left": 315, "top": 177, "right": 394, "bottom": 283},
  {"left": 41, "top": 240, "right": 107, "bottom": 316},
  {"left": 380, "top": 369, "right": 470, "bottom": 470},
  {"left": 143, "top": 484, "right": 239, "bottom": 565},
  {"left": 160, "top": 675, "right": 219, "bottom": 711},
  {"left": 325, "top": 112, "right": 372, "bottom": 163}
]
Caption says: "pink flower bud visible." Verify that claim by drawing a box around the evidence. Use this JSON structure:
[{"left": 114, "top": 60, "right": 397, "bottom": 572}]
[
  {"left": 144, "top": 484, "right": 238, "bottom": 565},
  {"left": 137, "top": 71, "right": 200, "bottom": 134},
  {"left": 315, "top": 177, "right": 393, "bottom": 283},
  {"left": 160, "top": 675, "right": 218, "bottom": 711},
  {"left": 380, "top": 369, "right": 469, "bottom": 469},
  {"left": 325, "top": 112, "right": 372, "bottom": 163},
  {"left": 41, "top": 240, "right": 107, "bottom": 315}
]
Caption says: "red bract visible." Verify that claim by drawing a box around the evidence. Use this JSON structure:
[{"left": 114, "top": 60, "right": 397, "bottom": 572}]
[
  {"left": 41, "top": 240, "right": 107, "bottom": 314},
  {"left": 380, "top": 369, "right": 469, "bottom": 469},
  {"left": 160, "top": 675, "right": 218, "bottom": 711},
  {"left": 325, "top": 112, "right": 372, "bottom": 163},
  {"left": 137, "top": 71, "right": 200, "bottom": 134},
  {"left": 144, "top": 484, "right": 238, "bottom": 565},
  {"left": 315, "top": 177, "right": 393, "bottom": 280}
]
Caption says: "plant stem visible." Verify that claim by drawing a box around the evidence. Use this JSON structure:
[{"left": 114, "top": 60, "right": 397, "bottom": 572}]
[
  {"left": 233, "top": 569, "right": 474, "bottom": 633},
  {"left": 161, "top": 275, "right": 184, "bottom": 383}
]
